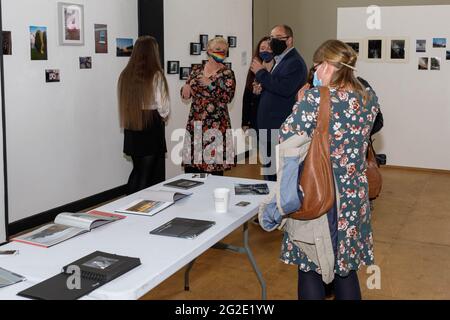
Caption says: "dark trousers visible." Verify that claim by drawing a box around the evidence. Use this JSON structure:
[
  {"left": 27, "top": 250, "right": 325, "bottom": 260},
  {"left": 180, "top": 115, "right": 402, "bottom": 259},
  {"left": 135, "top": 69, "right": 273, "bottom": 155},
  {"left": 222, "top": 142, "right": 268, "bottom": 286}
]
[
  {"left": 259, "top": 129, "right": 277, "bottom": 182},
  {"left": 127, "top": 155, "right": 165, "bottom": 195},
  {"left": 184, "top": 166, "right": 224, "bottom": 177},
  {"left": 298, "top": 270, "right": 362, "bottom": 300}
]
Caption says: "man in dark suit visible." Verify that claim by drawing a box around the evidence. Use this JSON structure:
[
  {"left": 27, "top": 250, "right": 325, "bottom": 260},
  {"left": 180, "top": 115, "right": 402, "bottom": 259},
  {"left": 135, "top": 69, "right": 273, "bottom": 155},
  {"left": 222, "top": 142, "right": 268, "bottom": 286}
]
[{"left": 251, "top": 25, "right": 307, "bottom": 181}]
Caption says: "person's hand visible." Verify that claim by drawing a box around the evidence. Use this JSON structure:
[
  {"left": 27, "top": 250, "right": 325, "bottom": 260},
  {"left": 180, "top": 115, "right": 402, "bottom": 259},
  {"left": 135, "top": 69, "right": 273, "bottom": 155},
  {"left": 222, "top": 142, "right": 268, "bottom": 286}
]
[
  {"left": 253, "top": 82, "right": 263, "bottom": 95},
  {"left": 198, "top": 76, "right": 212, "bottom": 87},
  {"left": 250, "top": 58, "right": 265, "bottom": 74},
  {"left": 296, "top": 83, "right": 311, "bottom": 101},
  {"left": 182, "top": 84, "right": 193, "bottom": 100}
]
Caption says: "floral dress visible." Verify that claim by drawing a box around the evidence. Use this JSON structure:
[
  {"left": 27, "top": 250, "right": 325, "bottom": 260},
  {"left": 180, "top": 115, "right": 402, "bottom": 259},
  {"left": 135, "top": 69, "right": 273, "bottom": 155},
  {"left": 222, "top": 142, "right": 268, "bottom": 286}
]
[
  {"left": 279, "top": 87, "right": 380, "bottom": 277},
  {"left": 181, "top": 64, "right": 236, "bottom": 172}
]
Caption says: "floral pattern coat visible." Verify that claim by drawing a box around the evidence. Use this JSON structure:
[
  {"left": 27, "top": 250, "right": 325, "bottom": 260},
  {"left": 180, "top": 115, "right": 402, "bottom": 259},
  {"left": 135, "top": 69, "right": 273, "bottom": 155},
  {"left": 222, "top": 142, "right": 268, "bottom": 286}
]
[
  {"left": 181, "top": 64, "right": 236, "bottom": 172},
  {"left": 279, "top": 87, "right": 380, "bottom": 277}
]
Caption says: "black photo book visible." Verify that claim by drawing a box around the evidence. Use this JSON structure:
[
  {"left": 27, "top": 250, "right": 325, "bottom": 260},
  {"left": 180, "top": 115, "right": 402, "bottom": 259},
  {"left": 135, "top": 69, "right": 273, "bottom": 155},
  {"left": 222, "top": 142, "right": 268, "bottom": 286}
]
[
  {"left": 18, "top": 251, "right": 141, "bottom": 300},
  {"left": 234, "top": 183, "right": 270, "bottom": 195},
  {"left": 163, "top": 179, "right": 204, "bottom": 190},
  {"left": 150, "top": 218, "right": 215, "bottom": 240}
]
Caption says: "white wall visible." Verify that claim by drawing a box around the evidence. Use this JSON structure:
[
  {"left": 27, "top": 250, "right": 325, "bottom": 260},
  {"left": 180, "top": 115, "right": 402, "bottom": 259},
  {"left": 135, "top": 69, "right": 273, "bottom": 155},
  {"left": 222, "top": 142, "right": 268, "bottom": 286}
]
[
  {"left": 164, "top": 0, "right": 254, "bottom": 178},
  {"left": 2, "top": 0, "right": 137, "bottom": 223},
  {"left": 338, "top": 5, "right": 450, "bottom": 170}
]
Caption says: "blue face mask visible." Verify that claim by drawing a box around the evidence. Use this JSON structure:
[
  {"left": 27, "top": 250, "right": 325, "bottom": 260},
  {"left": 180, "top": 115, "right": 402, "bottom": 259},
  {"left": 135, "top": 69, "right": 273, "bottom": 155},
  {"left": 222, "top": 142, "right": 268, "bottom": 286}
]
[
  {"left": 259, "top": 51, "right": 274, "bottom": 63},
  {"left": 313, "top": 71, "right": 323, "bottom": 87}
]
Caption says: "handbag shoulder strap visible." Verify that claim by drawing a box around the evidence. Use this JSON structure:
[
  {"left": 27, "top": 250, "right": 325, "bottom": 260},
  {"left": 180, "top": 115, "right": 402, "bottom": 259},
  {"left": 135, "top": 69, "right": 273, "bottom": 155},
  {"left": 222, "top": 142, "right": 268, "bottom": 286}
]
[{"left": 316, "top": 87, "right": 331, "bottom": 135}]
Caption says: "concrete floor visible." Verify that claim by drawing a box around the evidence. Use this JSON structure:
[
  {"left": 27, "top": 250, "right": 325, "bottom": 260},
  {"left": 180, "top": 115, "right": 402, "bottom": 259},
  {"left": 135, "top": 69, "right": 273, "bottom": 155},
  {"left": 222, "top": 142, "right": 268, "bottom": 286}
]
[{"left": 142, "top": 165, "right": 450, "bottom": 300}]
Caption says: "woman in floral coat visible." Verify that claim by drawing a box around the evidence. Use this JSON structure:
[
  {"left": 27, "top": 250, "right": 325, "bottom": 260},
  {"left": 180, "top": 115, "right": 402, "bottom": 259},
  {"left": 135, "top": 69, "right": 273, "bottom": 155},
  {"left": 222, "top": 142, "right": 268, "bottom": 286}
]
[
  {"left": 181, "top": 37, "right": 236, "bottom": 175},
  {"left": 278, "top": 40, "right": 380, "bottom": 300}
]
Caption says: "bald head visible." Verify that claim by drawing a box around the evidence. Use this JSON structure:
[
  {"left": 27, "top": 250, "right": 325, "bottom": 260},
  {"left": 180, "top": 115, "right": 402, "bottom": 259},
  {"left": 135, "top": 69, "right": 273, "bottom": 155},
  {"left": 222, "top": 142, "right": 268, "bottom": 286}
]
[{"left": 270, "top": 25, "right": 294, "bottom": 50}]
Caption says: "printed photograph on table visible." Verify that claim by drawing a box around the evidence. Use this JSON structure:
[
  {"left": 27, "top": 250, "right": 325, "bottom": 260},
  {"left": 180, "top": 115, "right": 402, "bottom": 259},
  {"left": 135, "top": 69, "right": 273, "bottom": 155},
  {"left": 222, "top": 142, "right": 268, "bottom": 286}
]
[
  {"left": 58, "top": 2, "right": 84, "bottom": 45},
  {"left": 2, "top": 31, "right": 12, "bottom": 55},
  {"left": 416, "top": 40, "right": 426, "bottom": 53},
  {"left": 418, "top": 57, "right": 429, "bottom": 70},
  {"left": 366, "top": 38, "right": 384, "bottom": 62},
  {"left": 190, "top": 42, "right": 201, "bottom": 55},
  {"left": 388, "top": 38, "right": 409, "bottom": 63},
  {"left": 30, "top": 26, "right": 48, "bottom": 60},
  {"left": 79, "top": 56, "right": 92, "bottom": 69},
  {"left": 431, "top": 57, "right": 441, "bottom": 70},
  {"left": 94, "top": 24, "right": 108, "bottom": 53},
  {"left": 45, "top": 69, "right": 60, "bottom": 83},
  {"left": 167, "top": 61, "right": 179, "bottom": 74},
  {"left": 200, "top": 34, "right": 209, "bottom": 51},
  {"left": 433, "top": 38, "right": 446, "bottom": 48},
  {"left": 116, "top": 38, "right": 134, "bottom": 57},
  {"left": 180, "top": 67, "right": 191, "bottom": 80},
  {"left": 227, "top": 36, "right": 237, "bottom": 48}
]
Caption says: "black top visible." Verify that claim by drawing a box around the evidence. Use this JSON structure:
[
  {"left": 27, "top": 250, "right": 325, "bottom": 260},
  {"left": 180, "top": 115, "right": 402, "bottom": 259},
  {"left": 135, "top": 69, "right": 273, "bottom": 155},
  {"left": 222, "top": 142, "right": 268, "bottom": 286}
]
[
  {"left": 123, "top": 110, "right": 166, "bottom": 157},
  {"left": 241, "top": 86, "right": 260, "bottom": 130}
]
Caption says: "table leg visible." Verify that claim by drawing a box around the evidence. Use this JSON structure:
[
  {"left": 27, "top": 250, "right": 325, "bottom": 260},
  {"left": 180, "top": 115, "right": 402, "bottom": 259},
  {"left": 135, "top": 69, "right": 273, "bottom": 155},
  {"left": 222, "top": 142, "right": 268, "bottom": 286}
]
[{"left": 184, "top": 259, "right": 197, "bottom": 291}]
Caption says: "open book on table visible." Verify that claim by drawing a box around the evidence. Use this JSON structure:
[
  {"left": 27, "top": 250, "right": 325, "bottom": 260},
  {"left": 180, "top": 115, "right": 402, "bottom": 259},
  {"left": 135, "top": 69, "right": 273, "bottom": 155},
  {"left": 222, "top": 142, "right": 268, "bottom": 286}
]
[
  {"left": 115, "top": 190, "right": 192, "bottom": 217},
  {"left": 11, "top": 211, "right": 125, "bottom": 248}
]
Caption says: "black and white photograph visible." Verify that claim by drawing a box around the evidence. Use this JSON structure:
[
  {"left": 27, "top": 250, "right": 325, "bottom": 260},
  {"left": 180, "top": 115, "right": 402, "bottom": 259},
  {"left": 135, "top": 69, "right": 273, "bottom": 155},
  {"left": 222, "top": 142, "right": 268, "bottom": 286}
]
[
  {"left": 167, "top": 61, "right": 180, "bottom": 74},
  {"left": 433, "top": 38, "right": 446, "bottom": 48},
  {"left": 179, "top": 67, "right": 191, "bottom": 80},
  {"left": 45, "top": 69, "right": 60, "bottom": 83},
  {"left": 367, "top": 39, "right": 383, "bottom": 61},
  {"left": 416, "top": 40, "right": 426, "bottom": 53},
  {"left": 224, "top": 62, "right": 232, "bottom": 70},
  {"left": 191, "top": 63, "right": 202, "bottom": 69},
  {"left": 418, "top": 57, "right": 428, "bottom": 70},
  {"left": 79, "top": 56, "right": 92, "bottom": 69},
  {"left": 190, "top": 42, "right": 201, "bottom": 55},
  {"left": 227, "top": 36, "right": 237, "bottom": 48},
  {"left": 447, "top": 50, "right": 450, "bottom": 60},
  {"left": 200, "top": 34, "right": 208, "bottom": 51},
  {"left": 431, "top": 57, "right": 441, "bottom": 70},
  {"left": 345, "top": 41, "right": 361, "bottom": 56},
  {"left": 2, "top": 31, "right": 12, "bottom": 55},
  {"left": 388, "top": 38, "right": 409, "bottom": 62}
]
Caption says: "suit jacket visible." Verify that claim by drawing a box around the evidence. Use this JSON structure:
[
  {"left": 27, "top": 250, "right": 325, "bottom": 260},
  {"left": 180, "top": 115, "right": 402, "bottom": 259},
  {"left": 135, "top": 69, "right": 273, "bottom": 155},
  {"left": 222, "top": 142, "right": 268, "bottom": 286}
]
[{"left": 255, "top": 48, "right": 307, "bottom": 130}]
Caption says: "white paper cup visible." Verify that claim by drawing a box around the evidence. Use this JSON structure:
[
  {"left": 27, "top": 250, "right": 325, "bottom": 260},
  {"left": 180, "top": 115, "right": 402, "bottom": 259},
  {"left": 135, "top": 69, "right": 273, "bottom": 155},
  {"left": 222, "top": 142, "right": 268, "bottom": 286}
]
[{"left": 214, "top": 188, "right": 230, "bottom": 213}]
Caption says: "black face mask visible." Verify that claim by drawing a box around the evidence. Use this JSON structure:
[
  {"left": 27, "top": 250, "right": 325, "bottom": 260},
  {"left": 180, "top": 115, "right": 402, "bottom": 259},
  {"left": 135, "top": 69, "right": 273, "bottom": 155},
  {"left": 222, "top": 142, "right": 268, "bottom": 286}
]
[{"left": 270, "top": 38, "right": 288, "bottom": 56}]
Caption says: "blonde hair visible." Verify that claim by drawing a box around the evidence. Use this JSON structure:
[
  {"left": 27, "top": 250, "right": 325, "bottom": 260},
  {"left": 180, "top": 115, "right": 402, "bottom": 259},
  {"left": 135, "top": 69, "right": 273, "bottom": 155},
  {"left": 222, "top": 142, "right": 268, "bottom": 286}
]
[
  {"left": 118, "top": 36, "right": 169, "bottom": 130},
  {"left": 207, "top": 37, "right": 229, "bottom": 52},
  {"left": 313, "top": 40, "right": 368, "bottom": 102}
]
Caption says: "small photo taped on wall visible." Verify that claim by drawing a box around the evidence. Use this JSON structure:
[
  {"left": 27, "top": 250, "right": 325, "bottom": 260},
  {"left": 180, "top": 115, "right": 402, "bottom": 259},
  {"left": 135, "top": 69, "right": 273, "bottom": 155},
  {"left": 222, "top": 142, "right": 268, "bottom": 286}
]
[
  {"left": 79, "top": 56, "right": 92, "bottom": 69},
  {"left": 430, "top": 57, "right": 441, "bottom": 71},
  {"left": 418, "top": 57, "right": 429, "bottom": 70},
  {"left": 45, "top": 69, "right": 60, "bottom": 82},
  {"left": 433, "top": 38, "right": 446, "bottom": 48},
  {"left": 416, "top": 40, "right": 426, "bottom": 53},
  {"left": 180, "top": 67, "right": 191, "bottom": 80},
  {"left": 190, "top": 42, "right": 201, "bottom": 56},
  {"left": 227, "top": 36, "right": 237, "bottom": 48},
  {"left": 447, "top": 51, "right": 450, "bottom": 60},
  {"left": 167, "top": 61, "right": 180, "bottom": 74}
]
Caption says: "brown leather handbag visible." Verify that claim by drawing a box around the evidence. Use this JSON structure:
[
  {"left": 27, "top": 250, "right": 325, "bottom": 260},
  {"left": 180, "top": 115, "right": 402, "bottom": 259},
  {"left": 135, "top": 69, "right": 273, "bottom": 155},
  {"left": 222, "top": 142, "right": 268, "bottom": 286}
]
[
  {"left": 367, "top": 142, "right": 383, "bottom": 200},
  {"left": 290, "top": 87, "right": 335, "bottom": 221}
]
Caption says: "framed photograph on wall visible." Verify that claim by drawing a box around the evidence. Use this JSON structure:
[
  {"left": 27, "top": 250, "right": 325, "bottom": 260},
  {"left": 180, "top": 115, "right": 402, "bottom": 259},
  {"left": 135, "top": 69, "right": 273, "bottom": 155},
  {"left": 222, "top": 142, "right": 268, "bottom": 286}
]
[
  {"left": 418, "top": 57, "right": 429, "bottom": 70},
  {"left": 180, "top": 67, "right": 191, "bottom": 80},
  {"left": 387, "top": 38, "right": 409, "bottom": 63},
  {"left": 227, "top": 36, "right": 237, "bottom": 48},
  {"left": 200, "top": 34, "right": 209, "bottom": 51},
  {"left": 431, "top": 57, "right": 441, "bottom": 70},
  {"left": 432, "top": 38, "right": 446, "bottom": 48},
  {"left": 2, "top": 31, "right": 12, "bottom": 55},
  {"left": 45, "top": 69, "right": 60, "bottom": 83},
  {"left": 342, "top": 39, "right": 362, "bottom": 58},
  {"left": 416, "top": 39, "right": 426, "bottom": 53},
  {"left": 58, "top": 2, "right": 84, "bottom": 46},
  {"left": 30, "top": 26, "right": 48, "bottom": 60},
  {"left": 167, "top": 61, "right": 180, "bottom": 74},
  {"left": 365, "top": 38, "right": 385, "bottom": 62},
  {"left": 94, "top": 24, "right": 108, "bottom": 54},
  {"left": 116, "top": 38, "right": 134, "bottom": 57},
  {"left": 191, "top": 63, "right": 202, "bottom": 69},
  {"left": 224, "top": 62, "right": 232, "bottom": 69},
  {"left": 190, "top": 43, "right": 201, "bottom": 55}
]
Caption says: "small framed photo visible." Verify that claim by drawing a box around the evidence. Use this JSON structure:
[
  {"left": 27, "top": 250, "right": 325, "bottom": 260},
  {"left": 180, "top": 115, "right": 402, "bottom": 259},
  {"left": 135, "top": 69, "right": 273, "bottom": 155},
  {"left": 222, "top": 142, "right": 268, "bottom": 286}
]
[
  {"left": 180, "top": 67, "right": 191, "bottom": 80},
  {"left": 416, "top": 40, "right": 426, "bottom": 53},
  {"left": 228, "top": 36, "right": 237, "bottom": 48},
  {"left": 431, "top": 57, "right": 441, "bottom": 71},
  {"left": 224, "top": 62, "right": 232, "bottom": 69},
  {"left": 447, "top": 51, "right": 450, "bottom": 61},
  {"left": 2, "top": 31, "right": 12, "bottom": 55},
  {"left": 58, "top": 2, "right": 84, "bottom": 46},
  {"left": 342, "top": 39, "right": 362, "bottom": 57},
  {"left": 215, "top": 35, "right": 223, "bottom": 38},
  {"left": 365, "top": 38, "right": 385, "bottom": 62},
  {"left": 191, "top": 63, "right": 202, "bottom": 69},
  {"left": 94, "top": 24, "right": 108, "bottom": 54},
  {"left": 200, "top": 34, "right": 209, "bottom": 51},
  {"left": 79, "top": 56, "right": 92, "bottom": 69},
  {"left": 116, "top": 38, "right": 134, "bottom": 57},
  {"left": 190, "top": 42, "right": 201, "bottom": 55},
  {"left": 418, "top": 57, "right": 429, "bottom": 70},
  {"left": 46, "top": 69, "right": 60, "bottom": 83},
  {"left": 167, "top": 61, "right": 180, "bottom": 74},
  {"left": 433, "top": 38, "right": 446, "bottom": 48},
  {"left": 387, "top": 38, "right": 409, "bottom": 63}
]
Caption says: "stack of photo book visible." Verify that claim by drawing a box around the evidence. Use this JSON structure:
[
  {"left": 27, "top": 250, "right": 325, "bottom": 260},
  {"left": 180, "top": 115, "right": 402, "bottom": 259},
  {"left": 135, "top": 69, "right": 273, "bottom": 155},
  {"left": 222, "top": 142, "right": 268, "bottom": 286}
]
[
  {"left": 11, "top": 211, "right": 125, "bottom": 248},
  {"left": 234, "top": 183, "right": 270, "bottom": 195}
]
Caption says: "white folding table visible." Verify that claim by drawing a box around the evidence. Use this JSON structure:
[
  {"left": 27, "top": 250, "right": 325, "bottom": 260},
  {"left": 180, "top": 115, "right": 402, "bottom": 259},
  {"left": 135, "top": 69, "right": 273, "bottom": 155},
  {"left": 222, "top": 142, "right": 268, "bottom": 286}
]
[{"left": 0, "top": 174, "right": 273, "bottom": 300}]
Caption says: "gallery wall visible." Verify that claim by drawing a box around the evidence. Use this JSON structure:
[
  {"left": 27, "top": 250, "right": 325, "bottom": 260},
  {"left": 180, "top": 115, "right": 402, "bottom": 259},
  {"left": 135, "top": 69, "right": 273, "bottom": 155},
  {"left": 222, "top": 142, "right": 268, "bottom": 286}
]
[
  {"left": 2, "top": 0, "right": 138, "bottom": 223},
  {"left": 338, "top": 5, "right": 450, "bottom": 170},
  {"left": 163, "top": 0, "right": 253, "bottom": 178}
]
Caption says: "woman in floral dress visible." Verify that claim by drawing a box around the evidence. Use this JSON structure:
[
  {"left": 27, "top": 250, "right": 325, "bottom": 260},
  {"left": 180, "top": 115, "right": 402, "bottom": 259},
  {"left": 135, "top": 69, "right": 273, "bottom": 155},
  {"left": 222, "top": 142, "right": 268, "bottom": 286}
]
[
  {"left": 278, "top": 40, "right": 380, "bottom": 300},
  {"left": 181, "top": 37, "right": 236, "bottom": 175}
]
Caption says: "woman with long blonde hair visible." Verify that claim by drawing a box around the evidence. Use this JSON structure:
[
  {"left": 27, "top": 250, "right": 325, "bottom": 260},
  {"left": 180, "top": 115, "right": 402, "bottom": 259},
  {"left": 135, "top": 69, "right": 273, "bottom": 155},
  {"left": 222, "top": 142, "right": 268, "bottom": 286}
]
[{"left": 118, "top": 36, "right": 170, "bottom": 194}]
